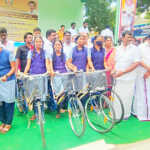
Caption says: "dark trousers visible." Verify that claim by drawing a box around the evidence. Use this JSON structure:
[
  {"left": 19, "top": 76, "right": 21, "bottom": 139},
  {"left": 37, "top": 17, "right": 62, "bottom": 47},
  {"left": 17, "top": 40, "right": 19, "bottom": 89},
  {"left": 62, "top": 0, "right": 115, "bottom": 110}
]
[{"left": 0, "top": 102, "right": 15, "bottom": 125}]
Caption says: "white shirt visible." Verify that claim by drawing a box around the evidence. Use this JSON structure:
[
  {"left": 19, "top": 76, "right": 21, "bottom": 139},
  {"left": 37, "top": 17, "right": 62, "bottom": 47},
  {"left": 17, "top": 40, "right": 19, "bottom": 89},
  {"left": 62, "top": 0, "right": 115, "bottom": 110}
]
[
  {"left": 63, "top": 42, "right": 75, "bottom": 58},
  {"left": 79, "top": 26, "right": 89, "bottom": 34},
  {"left": 69, "top": 28, "right": 77, "bottom": 37},
  {"left": 43, "top": 40, "right": 53, "bottom": 54},
  {"left": 0, "top": 40, "right": 15, "bottom": 52},
  {"left": 115, "top": 44, "right": 140, "bottom": 81},
  {"left": 101, "top": 28, "right": 114, "bottom": 40}
]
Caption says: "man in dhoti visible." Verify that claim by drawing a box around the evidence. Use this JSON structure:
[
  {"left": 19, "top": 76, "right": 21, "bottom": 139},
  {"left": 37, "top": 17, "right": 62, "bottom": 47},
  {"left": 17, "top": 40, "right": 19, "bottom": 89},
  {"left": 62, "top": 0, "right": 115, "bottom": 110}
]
[{"left": 113, "top": 31, "right": 140, "bottom": 120}]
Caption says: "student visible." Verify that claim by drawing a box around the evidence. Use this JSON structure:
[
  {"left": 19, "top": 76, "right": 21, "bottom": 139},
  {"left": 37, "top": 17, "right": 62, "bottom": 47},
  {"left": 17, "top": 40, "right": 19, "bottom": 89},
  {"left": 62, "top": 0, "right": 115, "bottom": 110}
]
[
  {"left": 0, "top": 27, "right": 15, "bottom": 53},
  {"left": 24, "top": 36, "right": 49, "bottom": 120},
  {"left": 67, "top": 35, "right": 94, "bottom": 72},
  {"left": 48, "top": 40, "right": 68, "bottom": 118},
  {"left": 0, "top": 44, "right": 16, "bottom": 133},
  {"left": 90, "top": 35, "right": 105, "bottom": 70}
]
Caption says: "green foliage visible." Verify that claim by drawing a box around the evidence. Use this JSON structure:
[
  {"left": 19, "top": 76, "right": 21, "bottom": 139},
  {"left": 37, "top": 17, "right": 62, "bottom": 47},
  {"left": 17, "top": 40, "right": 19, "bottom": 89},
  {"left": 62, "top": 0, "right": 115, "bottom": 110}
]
[{"left": 85, "top": 0, "right": 116, "bottom": 32}]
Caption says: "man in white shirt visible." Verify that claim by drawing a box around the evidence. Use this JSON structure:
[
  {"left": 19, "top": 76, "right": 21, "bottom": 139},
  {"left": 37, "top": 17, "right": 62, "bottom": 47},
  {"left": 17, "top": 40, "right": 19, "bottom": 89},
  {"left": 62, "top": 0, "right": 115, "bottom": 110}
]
[
  {"left": 69, "top": 22, "right": 77, "bottom": 37},
  {"left": 63, "top": 31, "right": 75, "bottom": 58},
  {"left": 44, "top": 29, "right": 57, "bottom": 54},
  {"left": 0, "top": 27, "right": 15, "bottom": 52},
  {"left": 101, "top": 26, "right": 114, "bottom": 40},
  {"left": 79, "top": 21, "right": 89, "bottom": 34},
  {"left": 112, "top": 31, "right": 140, "bottom": 120}
]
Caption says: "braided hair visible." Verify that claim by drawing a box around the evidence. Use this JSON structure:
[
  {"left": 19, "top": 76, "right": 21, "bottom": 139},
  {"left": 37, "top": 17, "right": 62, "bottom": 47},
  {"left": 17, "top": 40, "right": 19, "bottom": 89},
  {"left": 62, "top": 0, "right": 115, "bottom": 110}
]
[
  {"left": 52, "top": 40, "right": 65, "bottom": 63},
  {"left": 33, "top": 36, "right": 44, "bottom": 59}
]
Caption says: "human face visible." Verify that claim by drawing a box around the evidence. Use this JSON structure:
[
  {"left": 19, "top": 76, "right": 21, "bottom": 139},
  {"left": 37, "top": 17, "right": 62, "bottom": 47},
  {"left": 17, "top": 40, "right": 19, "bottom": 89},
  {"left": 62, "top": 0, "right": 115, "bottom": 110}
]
[
  {"left": 83, "top": 23, "right": 88, "bottom": 28},
  {"left": 25, "top": 34, "right": 33, "bottom": 44},
  {"left": 80, "top": 33, "right": 88, "bottom": 45},
  {"left": 122, "top": 34, "right": 132, "bottom": 45},
  {"left": 29, "top": 3, "right": 36, "bottom": 11},
  {"left": 64, "top": 33, "right": 71, "bottom": 44},
  {"left": 105, "top": 38, "right": 112, "bottom": 48},
  {"left": 0, "top": 32, "right": 7, "bottom": 43},
  {"left": 54, "top": 41, "right": 62, "bottom": 52},
  {"left": 72, "top": 24, "right": 76, "bottom": 29},
  {"left": 77, "top": 36, "right": 85, "bottom": 47},
  {"left": 34, "top": 37, "right": 43, "bottom": 49},
  {"left": 61, "top": 26, "right": 65, "bottom": 32},
  {"left": 48, "top": 32, "right": 57, "bottom": 42},
  {"left": 33, "top": 31, "right": 41, "bottom": 38}
]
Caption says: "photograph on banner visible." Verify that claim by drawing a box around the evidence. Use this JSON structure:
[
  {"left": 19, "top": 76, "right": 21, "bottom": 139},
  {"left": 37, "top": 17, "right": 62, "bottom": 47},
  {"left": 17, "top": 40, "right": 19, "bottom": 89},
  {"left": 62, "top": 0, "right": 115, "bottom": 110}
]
[
  {"left": 119, "top": 0, "right": 137, "bottom": 37},
  {"left": 0, "top": 0, "right": 38, "bottom": 41}
]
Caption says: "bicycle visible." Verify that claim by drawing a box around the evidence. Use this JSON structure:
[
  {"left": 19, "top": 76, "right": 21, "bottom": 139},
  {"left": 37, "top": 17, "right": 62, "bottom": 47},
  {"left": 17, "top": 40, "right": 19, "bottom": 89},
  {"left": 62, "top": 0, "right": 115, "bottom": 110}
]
[
  {"left": 18, "top": 72, "right": 49, "bottom": 148},
  {"left": 51, "top": 71, "right": 86, "bottom": 137},
  {"left": 78, "top": 70, "right": 124, "bottom": 133}
]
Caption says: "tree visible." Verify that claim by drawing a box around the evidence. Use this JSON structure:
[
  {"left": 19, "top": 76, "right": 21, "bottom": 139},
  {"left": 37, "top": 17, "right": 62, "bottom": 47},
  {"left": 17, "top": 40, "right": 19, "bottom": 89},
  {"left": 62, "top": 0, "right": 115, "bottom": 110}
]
[{"left": 84, "top": 0, "right": 116, "bottom": 32}]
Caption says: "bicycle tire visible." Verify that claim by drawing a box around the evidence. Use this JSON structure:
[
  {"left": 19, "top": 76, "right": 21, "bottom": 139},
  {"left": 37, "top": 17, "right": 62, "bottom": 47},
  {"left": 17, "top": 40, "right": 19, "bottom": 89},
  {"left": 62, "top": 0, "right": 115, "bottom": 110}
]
[
  {"left": 85, "top": 93, "right": 115, "bottom": 133},
  {"left": 68, "top": 95, "right": 86, "bottom": 137},
  {"left": 101, "top": 89, "right": 124, "bottom": 123},
  {"left": 37, "top": 101, "right": 46, "bottom": 148}
]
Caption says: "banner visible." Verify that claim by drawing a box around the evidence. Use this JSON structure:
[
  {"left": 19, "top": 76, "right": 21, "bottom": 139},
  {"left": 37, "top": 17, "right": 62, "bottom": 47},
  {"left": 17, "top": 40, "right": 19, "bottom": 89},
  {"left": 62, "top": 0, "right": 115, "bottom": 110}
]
[
  {"left": 115, "top": 0, "right": 137, "bottom": 44},
  {"left": 0, "top": 0, "right": 38, "bottom": 42}
]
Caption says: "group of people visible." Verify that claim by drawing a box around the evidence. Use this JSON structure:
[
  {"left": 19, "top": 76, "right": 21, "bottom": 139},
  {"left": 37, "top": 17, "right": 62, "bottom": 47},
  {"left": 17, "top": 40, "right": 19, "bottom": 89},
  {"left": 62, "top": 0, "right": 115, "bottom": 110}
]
[{"left": 0, "top": 23, "right": 150, "bottom": 134}]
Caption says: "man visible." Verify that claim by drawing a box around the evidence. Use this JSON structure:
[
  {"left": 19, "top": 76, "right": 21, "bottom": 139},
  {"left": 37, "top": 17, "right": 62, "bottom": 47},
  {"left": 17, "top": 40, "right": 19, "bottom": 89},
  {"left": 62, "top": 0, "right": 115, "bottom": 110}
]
[
  {"left": 79, "top": 21, "right": 89, "bottom": 34},
  {"left": 0, "top": 27, "right": 15, "bottom": 53},
  {"left": 112, "top": 31, "right": 140, "bottom": 120},
  {"left": 44, "top": 29, "right": 56, "bottom": 54},
  {"left": 101, "top": 26, "right": 114, "bottom": 40},
  {"left": 28, "top": 1, "right": 38, "bottom": 15},
  {"left": 16, "top": 32, "right": 33, "bottom": 73},
  {"left": 69, "top": 22, "right": 77, "bottom": 37},
  {"left": 133, "top": 35, "right": 150, "bottom": 121},
  {"left": 57, "top": 25, "right": 65, "bottom": 41},
  {"left": 63, "top": 31, "right": 75, "bottom": 58}
]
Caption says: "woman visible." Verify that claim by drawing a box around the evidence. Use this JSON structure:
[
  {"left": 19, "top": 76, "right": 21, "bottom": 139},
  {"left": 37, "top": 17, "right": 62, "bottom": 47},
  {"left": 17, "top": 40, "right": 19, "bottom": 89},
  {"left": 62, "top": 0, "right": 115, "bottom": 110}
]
[
  {"left": 0, "top": 44, "right": 16, "bottom": 133},
  {"left": 104, "top": 36, "right": 115, "bottom": 71},
  {"left": 48, "top": 40, "right": 68, "bottom": 118},
  {"left": 24, "top": 36, "right": 49, "bottom": 120},
  {"left": 90, "top": 35, "right": 105, "bottom": 70},
  {"left": 67, "top": 35, "right": 94, "bottom": 72}
]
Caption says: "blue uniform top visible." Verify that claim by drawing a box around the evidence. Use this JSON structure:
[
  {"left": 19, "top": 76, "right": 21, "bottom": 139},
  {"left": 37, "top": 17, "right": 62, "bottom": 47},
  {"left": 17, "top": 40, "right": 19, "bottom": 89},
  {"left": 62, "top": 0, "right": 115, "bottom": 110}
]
[{"left": 0, "top": 49, "right": 15, "bottom": 80}]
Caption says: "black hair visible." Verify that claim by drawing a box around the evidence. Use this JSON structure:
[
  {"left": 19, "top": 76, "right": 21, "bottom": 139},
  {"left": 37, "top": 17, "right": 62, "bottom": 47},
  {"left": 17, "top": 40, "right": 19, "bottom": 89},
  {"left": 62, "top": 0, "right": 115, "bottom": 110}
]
[
  {"left": 104, "top": 36, "right": 112, "bottom": 41},
  {"left": 71, "top": 22, "right": 76, "bottom": 26},
  {"left": 24, "top": 32, "right": 33, "bottom": 42},
  {"left": 64, "top": 31, "right": 71, "bottom": 36},
  {"left": 46, "top": 29, "right": 56, "bottom": 39},
  {"left": 28, "top": 1, "right": 36, "bottom": 6},
  {"left": 0, "top": 27, "right": 7, "bottom": 34},
  {"left": 122, "top": 31, "right": 132, "bottom": 38},
  {"left": 33, "top": 36, "right": 44, "bottom": 59},
  {"left": 33, "top": 27, "right": 41, "bottom": 33},
  {"left": 83, "top": 21, "right": 88, "bottom": 24},
  {"left": 75, "top": 35, "right": 80, "bottom": 43},
  {"left": 52, "top": 40, "right": 65, "bottom": 63},
  {"left": 61, "top": 25, "right": 65, "bottom": 28}
]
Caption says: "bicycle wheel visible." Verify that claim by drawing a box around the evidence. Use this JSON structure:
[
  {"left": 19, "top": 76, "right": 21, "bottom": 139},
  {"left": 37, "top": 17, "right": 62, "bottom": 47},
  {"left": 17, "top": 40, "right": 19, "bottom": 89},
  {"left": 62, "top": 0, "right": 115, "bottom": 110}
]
[
  {"left": 85, "top": 93, "right": 115, "bottom": 133},
  {"left": 37, "top": 101, "right": 46, "bottom": 148},
  {"left": 68, "top": 95, "right": 86, "bottom": 137},
  {"left": 101, "top": 89, "right": 124, "bottom": 123}
]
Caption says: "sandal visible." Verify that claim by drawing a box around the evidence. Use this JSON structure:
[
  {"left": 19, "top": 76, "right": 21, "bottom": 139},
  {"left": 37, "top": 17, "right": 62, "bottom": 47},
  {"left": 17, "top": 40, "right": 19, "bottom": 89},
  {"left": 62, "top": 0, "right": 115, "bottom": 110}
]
[
  {"left": 0, "top": 125, "right": 11, "bottom": 134},
  {"left": 56, "top": 114, "right": 60, "bottom": 119},
  {"left": 0, "top": 124, "right": 5, "bottom": 131},
  {"left": 30, "top": 115, "right": 36, "bottom": 121}
]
